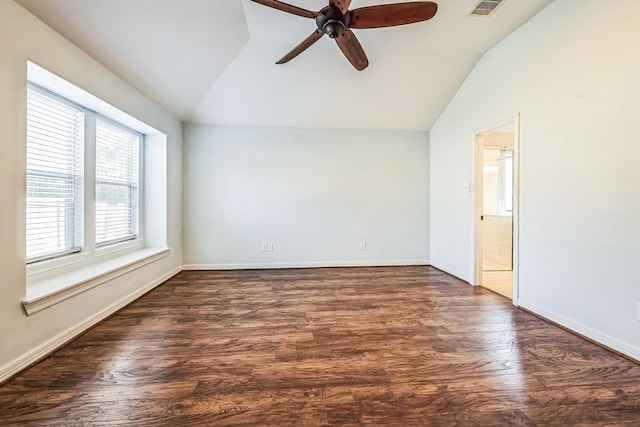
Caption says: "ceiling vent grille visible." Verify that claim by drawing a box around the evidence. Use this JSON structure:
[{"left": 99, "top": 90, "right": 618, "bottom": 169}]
[{"left": 470, "top": 0, "right": 506, "bottom": 16}]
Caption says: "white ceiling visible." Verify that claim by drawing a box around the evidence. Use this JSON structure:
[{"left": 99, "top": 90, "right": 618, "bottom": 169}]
[{"left": 16, "top": 0, "right": 554, "bottom": 131}]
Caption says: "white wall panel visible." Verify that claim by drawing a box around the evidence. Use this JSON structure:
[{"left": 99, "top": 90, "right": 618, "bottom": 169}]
[
  {"left": 430, "top": 0, "right": 640, "bottom": 359},
  {"left": 184, "top": 125, "right": 429, "bottom": 268}
]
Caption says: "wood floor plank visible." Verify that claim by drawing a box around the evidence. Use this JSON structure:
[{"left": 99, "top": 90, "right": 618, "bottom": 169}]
[{"left": 1, "top": 266, "right": 639, "bottom": 426}]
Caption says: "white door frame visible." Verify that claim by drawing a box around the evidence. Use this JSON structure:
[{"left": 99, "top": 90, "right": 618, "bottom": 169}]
[{"left": 472, "top": 114, "right": 520, "bottom": 306}]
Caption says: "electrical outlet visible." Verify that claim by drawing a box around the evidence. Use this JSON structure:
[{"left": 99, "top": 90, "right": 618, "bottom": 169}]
[
  {"left": 360, "top": 241, "right": 367, "bottom": 250},
  {"left": 267, "top": 243, "right": 273, "bottom": 252},
  {"left": 261, "top": 243, "right": 268, "bottom": 252}
]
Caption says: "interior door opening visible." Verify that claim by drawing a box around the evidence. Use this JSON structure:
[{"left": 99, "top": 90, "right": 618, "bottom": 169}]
[{"left": 474, "top": 117, "right": 519, "bottom": 303}]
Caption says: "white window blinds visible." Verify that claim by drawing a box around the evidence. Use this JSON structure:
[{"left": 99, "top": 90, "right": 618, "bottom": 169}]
[
  {"left": 95, "top": 119, "right": 140, "bottom": 247},
  {"left": 26, "top": 87, "right": 84, "bottom": 263}
]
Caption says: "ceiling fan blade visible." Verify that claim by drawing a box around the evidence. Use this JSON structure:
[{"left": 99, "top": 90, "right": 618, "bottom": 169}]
[
  {"left": 276, "top": 30, "right": 324, "bottom": 64},
  {"left": 250, "top": 0, "right": 318, "bottom": 19},
  {"left": 330, "top": 0, "right": 353, "bottom": 15},
  {"left": 350, "top": 1, "right": 438, "bottom": 29},
  {"left": 335, "top": 29, "right": 369, "bottom": 71}
]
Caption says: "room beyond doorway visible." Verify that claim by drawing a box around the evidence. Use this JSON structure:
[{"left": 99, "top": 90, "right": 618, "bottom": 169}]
[{"left": 474, "top": 117, "right": 519, "bottom": 302}]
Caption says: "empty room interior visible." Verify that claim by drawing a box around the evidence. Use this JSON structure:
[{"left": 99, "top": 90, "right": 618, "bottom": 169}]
[{"left": 1, "top": 0, "right": 639, "bottom": 425}]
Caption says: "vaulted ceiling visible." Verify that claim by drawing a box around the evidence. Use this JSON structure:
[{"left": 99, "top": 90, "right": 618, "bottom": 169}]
[{"left": 16, "top": 0, "right": 554, "bottom": 131}]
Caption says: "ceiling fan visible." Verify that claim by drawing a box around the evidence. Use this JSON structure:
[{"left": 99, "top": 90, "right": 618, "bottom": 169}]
[{"left": 250, "top": 0, "right": 438, "bottom": 71}]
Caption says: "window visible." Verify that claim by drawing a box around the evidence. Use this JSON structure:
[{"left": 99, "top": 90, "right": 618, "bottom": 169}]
[
  {"left": 22, "top": 62, "right": 169, "bottom": 314},
  {"left": 95, "top": 119, "right": 139, "bottom": 246},
  {"left": 26, "top": 84, "right": 142, "bottom": 264},
  {"left": 26, "top": 87, "right": 84, "bottom": 263}
]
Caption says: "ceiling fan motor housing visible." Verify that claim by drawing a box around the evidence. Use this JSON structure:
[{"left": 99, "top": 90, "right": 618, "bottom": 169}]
[{"left": 316, "top": 6, "right": 352, "bottom": 38}]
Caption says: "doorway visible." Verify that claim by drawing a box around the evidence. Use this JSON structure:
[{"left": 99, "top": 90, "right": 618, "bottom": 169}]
[{"left": 474, "top": 117, "right": 519, "bottom": 303}]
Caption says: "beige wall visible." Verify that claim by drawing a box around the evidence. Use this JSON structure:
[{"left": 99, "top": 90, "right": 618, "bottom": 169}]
[
  {"left": 481, "top": 132, "right": 514, "bottom": 149},
  {"left": 482, "top": 215, "right": 512, "bottom": 270}
]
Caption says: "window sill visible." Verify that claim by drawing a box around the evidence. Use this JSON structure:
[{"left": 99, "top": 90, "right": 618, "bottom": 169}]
[
  {"left": 26, "top": 241, "right": 144, "bottom": 278},
  {"left": 94, "top": 239, "right": 144, "bottom": 260},
  {"left": 22, "top": 248, "right": 170, "bottom": 316},
  {"left": 27, "top": 251, "right": 90, "bottom": 277}
]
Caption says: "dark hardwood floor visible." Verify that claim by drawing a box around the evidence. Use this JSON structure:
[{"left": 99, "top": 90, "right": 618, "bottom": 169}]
[{"left": 1, "top": 266, "right": 639, "bottom": 426}]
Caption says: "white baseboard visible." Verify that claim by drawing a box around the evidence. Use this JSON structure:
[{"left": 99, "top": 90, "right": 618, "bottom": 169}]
[
  {"left": 0, "top": 267, "right": 182, "bottom": 384},
  {"left": 518, "top": 298, "right": 640, "bottom": 362},
  {"left": 427, "top": 262, "right": 473, "bottom": 285},
  {"left": 182, "top": 259, "right": 430, "bottom": 271}
]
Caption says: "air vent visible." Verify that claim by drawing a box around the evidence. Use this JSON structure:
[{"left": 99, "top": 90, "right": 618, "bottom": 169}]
[{"left": 470, "top": 0, "right": 505, "bottom": 16}]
